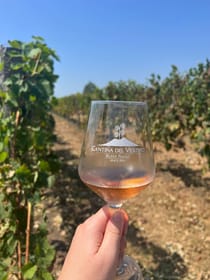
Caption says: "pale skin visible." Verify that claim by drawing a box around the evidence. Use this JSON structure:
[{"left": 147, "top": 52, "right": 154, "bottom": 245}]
[{"left": 58, "top": 206, "right": 128, "bottom": 280}]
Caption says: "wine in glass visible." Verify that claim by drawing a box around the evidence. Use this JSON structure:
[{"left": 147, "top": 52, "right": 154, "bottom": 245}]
[{"left": 78, "top": 100, "right": 155, "bottom": 280}]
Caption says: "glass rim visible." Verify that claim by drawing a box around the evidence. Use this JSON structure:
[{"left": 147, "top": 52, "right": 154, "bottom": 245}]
[{"left": 91, "top": 100, "right": 147, "bottom": 106}]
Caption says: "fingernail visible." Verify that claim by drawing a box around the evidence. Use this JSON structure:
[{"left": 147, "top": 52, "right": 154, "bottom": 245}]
[{"left": 111, "top": 211, "right": 124, "bottom": 231}]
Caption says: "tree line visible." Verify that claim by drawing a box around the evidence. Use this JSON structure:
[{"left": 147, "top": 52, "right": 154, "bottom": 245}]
[{"left": 53, "top": 61, "right": 210, "bottom": 167}]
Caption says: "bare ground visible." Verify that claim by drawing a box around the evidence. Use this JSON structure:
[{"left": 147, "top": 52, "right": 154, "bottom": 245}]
[{"left": 45, "top": 114, "right": 210, "bottom": 280}]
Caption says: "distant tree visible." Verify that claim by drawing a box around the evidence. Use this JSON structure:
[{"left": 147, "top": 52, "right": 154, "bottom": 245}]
[{"left": 83, "top": 81, "right": 98, "bottom": 94}]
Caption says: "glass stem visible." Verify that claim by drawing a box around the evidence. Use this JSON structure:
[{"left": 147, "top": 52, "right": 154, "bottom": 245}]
[
  {"left": 107, "top": 202, "right": 123, "bottom": 209},
  {"left": 107, "top": 202, "right": 125, "bottom": 275},
  {"left": 116, "top": 261, "right": 126, "bottom": 275}
]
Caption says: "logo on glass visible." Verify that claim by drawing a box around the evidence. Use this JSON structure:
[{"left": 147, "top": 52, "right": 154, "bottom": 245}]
[
  {"left": 101, "top": 123, "right": 138, "bottom": 147},
  {"left": 91, "top": 123, "right": 145, "bottom": 162}
]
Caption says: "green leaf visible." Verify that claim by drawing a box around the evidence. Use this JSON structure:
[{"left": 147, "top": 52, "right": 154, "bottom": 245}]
[
  {"left": 47, "top": 175, "right": 55, "bottom": 188},
  {"left": 0, "top": 271, "right": 8, "bottom": 280},
  {"left": 15, "top": 164, "right": 32, "bottom": 182},
  {"left": 28, "top": 48, "right": 41, "bottom": 59},
  {"left": 32, "top": 35, "right": 44, "bottom": 42},
  {"left": 39, "top": 160, "right": 50, "bottom": 172},
  {"left": 29, "top": 95, "right": 37, "bottom": 102},
  {"left": 33, "top": 171, "right": 39, "bottom": 183},
  {"left": 0, "top": 221, "right": 10, "bottom": 238},
  {"left": 0, "top": 142, "right": 4, "bottom": 152},
  {"left": 40, "top": 271, "right": 53, "bottom": 280},
  {"left": 0, "top": 90, "right": 6, "bottom": 99},
  {"left": 8, "top": 39, "right": 22, "bottom": 49},
  {"left": 41, "top": 80, "right": 51, "bottom": 96},
  {"left": 2, "top": 232, "right": 18, "bottom": 255},
  {"left": 11, "top": 63, "right": 23, "bottom": 71},
  {"left": 16, "top": 165, "right": 30, "bottom": 176},
  {"left": 0, "top": 62, "right": 4, "bottom": 71},
  {"left": 22, "top": 263, "right": 38, "bottom": 279},
  {"left": 0, "top": 151, "right": 8, "bottom": 163}
]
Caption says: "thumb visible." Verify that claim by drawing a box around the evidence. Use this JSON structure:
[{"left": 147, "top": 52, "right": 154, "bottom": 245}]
[{"left": 99, "top": 211, "right": 125, "bottom": 260}]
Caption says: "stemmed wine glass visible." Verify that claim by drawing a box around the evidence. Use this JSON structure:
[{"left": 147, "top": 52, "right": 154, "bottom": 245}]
[{"left": 78, "top": 100, "right": 155, "bottom": 280}]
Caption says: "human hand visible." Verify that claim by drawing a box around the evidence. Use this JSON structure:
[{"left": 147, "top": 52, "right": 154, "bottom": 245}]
[{"left": 58, "top": 206, "right": 128, "bottom": 280}]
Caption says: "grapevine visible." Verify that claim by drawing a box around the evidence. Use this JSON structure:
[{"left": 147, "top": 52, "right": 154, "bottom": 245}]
[{"left": 0, "top": 36, "right": 59, "bottom": 279}]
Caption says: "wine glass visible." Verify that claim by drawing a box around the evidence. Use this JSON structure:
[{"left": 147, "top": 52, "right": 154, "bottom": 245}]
[{"left": 78, "top": 100, "right": 155, "bottom": 280}]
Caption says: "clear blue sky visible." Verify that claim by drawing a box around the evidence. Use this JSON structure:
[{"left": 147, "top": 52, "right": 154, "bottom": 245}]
[{"left": 1, "top": 0, "right": 210, "bottom": 97}]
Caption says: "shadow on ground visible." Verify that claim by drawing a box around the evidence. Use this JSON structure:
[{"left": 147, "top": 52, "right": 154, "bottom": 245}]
[
  {"left": 157, "top": 159, "right": 210, "bottom": 190},
  {"left": 127, "top": 222, "right": 187, "bottom": 279}
]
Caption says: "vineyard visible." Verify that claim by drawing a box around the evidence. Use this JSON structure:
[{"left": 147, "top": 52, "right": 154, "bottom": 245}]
[
  {"left": 54, "top": 63, "right": 210, "bottom": 166},
  {"left": 0, "top": 37, "right": 59, "bottom": 280},
  {"left": 0, "top": 37, "right": 210, "bottom": 280}
]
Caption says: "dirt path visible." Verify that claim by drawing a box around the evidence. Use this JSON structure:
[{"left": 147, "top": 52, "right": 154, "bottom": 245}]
[{"left": 48, "top": 114, "right": 210, "bottom": 280}]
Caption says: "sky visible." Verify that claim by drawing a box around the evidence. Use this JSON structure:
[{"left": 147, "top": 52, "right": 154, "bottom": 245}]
[{"left": 1, "top": 0, "right": 210, "bottom": 97}]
